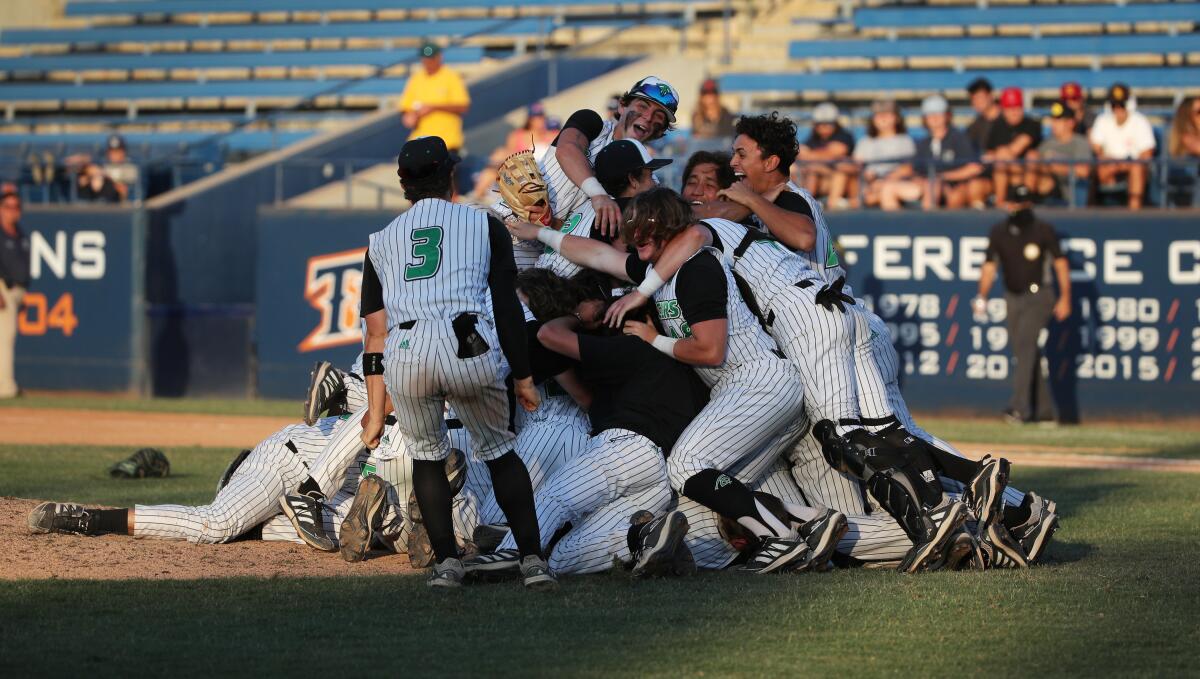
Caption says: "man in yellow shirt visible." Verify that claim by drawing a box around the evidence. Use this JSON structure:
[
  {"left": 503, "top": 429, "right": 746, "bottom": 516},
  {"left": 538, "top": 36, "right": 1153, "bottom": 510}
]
[{"left": 399, "top": 42, "right": 471, "bottom": 152}]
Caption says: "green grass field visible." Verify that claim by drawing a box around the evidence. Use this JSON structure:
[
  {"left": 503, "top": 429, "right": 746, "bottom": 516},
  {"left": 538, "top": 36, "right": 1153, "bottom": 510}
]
[{"left": 2, "top": 407, "right": 1198, "bottom": 677}]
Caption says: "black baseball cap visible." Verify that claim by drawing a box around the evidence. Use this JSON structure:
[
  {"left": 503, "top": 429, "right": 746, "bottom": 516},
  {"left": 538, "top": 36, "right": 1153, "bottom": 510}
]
[
  {"left": 396, "top": 136, "right": 459, "bottom": 181},
  {"left": 1006, "top": 184, "right": 1033, "bottom": 204},
  {"left": 966, "top": 77, "right": 993, "bottom": 94},
  {"left": 1108, "top": 82, "right": 1131, "bottom": 107},
  {"left": 1049, "top": 100, "right": 1072, "bottom": 119},
  {"left": 419, "top": 41, "right": 441, "bottom": 58},
  {"left": 594, "top": 139, "right": 671, "bottom": 186}
]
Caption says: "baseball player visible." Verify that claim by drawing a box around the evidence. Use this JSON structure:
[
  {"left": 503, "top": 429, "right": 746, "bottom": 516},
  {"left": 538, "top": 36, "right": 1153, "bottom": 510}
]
[
  {"left": 351, "top": 135, "right": 550, "bottom": 590},
  {"left": 493, "top": 76, "right": 679, "bottom": 237},
  {"left": 516, "top": 187, "right": 823, "bottom": 573}
]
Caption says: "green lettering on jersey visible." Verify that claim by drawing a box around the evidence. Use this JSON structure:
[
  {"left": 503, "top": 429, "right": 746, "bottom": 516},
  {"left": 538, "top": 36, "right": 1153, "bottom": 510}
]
[
  {"left": 825, "top": 241, "right": 840, "bottom": 268},
  {"left": 656, "top": 299, "right": 682, "bottom": 320},
  {"left": 404, "top": 226, "right": 444, "bottom": 281},
  {"left": 545, "top": 212, "right": 584, "bottom": 254}
]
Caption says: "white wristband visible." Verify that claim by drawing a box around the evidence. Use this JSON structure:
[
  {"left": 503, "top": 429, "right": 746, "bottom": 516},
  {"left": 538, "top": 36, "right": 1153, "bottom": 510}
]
[
  {"left": 637, "top": 266, "right": 665, "bottom": 297},
  {"left": 651, "top": 335, "right": 678, "bottom": 357},
  {"left": 581, "top": 176, "right": 608, "bottom": 198},
  {"left": 536, "top": 228, "right": 565, "bottom": 252}
]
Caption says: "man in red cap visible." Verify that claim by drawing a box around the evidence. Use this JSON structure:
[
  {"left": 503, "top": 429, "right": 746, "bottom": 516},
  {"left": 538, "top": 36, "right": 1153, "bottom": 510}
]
[
  {"left": 1059, "top": 81, "right": 1094, "bottom": 135},
  {"left": 983, "top": 87, "right": 1042, "bottom": 208},
  {"left": 691, "top": 78, "right": 737, "bottom": 140}
]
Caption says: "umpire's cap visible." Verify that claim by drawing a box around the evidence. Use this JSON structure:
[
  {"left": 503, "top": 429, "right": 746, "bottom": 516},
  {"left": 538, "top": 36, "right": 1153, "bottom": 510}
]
[
  {"left": 595, "top": 139, "right": 671, "bottom": 186},
  {"left": 397, "top": 136, "right": 459, "bottom": 181}
]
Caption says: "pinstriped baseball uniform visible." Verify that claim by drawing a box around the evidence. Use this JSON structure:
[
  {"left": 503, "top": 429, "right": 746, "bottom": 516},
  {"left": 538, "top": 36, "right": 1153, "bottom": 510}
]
[
  {"left": 534, "top": 202, "right": 597, "bottom": 278},
  {"left": 133, "top": 418, "right": 345, "bottom": 543},
  {"left": 746, "top": 181, "right": 845, "bottom": 287},
  {"left": 491, "top": 112, "right": 617, "bottom": 225},
  {"left": 636, "top": 249, "right": 805, "bottom": 488},
  {"left": 700, "top": 217, "right": 859, "bottom": 425},
  {"left": 368, "top": 197, "right": 524, "bottom": 463}
]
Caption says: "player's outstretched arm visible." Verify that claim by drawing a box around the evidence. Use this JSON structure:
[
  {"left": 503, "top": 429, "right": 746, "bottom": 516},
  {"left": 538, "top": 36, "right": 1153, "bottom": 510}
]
[
  {"left": 525, "top": 226, "right": 632, "bottom": 282},
  {"left": 604, "top": 224, "right": 711, "bottom": 327},
  {"left": 719, "top": 180, "right": 816, "bottom": 251},
  {"left": 624, "top": 317, "right": 728, "bottom": 367},
  {"left": 555, "top": 116, "right": 621, "bottom": 236},
  {"left": 488, "top": 217, "right": 540, "bottom": 412}
]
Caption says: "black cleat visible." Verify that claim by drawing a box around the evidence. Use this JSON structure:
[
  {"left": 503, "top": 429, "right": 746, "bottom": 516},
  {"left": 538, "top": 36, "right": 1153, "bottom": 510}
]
[
  {"left": 279, "top": 493, "right": 336, "bottom": 552},
  {"left": 339, "top": 474, "right": 389, "bottom": 563},
  {"left": 629, "top": 510, "right": 690, "bottom": 578},
  {"left": 737, "top": 537, "right": 813, "bottom": 574},
  {"left": 303, "top": 361, "right": 347, "bottom": 426}
]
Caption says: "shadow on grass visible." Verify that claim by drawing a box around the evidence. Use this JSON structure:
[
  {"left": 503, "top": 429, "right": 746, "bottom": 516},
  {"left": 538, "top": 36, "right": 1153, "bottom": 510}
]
[{"left": 1041, "top": 539, "right": 1094, "bottom": 565}]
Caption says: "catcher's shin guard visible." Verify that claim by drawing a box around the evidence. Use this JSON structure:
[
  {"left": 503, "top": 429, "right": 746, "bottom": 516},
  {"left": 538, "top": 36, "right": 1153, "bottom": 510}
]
[
  {"left": 866, "top": 466, "right": 940, "bottom": 544},
  {"left": 811, "top": 420, "right": 868, "bottom": 478}
]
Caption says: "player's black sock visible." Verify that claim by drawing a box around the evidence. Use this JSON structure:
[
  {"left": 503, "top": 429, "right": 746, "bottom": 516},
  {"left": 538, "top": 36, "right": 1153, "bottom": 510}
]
[
  {"left": 1003, "top": 494, "right": 1035, "bottom": 528},
  {"left": 486, "top": 451, "right": 542, "bottom": 559},
  {"left": 922, "top": 444, "right": 981, "bottom": 484},
  {"left": 88, "top": 508, "right": 129, "bottom": 535},
  {"left": 296, "top": 476, "right": 324, "bottom": 501},
  {"left": 412, "top": 459, "right": 459, "bottom": 563},
  {"left": 682, "top": 469, "right": 790, "bottom": 539}
]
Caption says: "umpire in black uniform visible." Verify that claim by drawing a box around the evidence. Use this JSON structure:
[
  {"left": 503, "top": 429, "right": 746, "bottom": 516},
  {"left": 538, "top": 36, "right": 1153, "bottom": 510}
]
[{"left": 974, "top": 186, "right": 1071, "bottom": 424}]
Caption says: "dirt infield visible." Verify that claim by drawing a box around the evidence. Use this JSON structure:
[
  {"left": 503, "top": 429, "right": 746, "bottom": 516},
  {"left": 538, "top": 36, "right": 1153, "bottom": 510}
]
[
  {"left": 0, "top": 408, "right": 292, "bottom": 448},
  {"left": 2, "top": 497, "right": 418, "bottom": 581}
]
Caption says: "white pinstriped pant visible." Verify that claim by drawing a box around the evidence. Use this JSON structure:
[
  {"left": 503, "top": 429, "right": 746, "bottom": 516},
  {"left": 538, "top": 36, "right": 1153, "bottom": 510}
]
[
  {"left": 386, "top": 320, "right": 515, "bottom": 463},
  {"left": 667, "top": 358, "right": 806, "bottom": 490},
  {"left": 495, "top": 428, "right": 673, "bottom": 575},
  {"left": 132, "top": 419, "right": 341, "bottom": 543},
  {"left": 765, "top": 283, "right": 860, "bottom": 424}
]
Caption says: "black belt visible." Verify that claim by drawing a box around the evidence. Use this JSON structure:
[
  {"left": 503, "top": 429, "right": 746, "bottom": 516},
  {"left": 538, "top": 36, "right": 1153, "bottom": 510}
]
[{"left": 397, "top": 320, "right": 416, "bottom": 329}]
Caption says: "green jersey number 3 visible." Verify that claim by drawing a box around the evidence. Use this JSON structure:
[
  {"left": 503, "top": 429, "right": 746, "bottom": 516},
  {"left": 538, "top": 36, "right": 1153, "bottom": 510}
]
[{"left": 404, "top": 226, "right": 444, "bottom": 281}]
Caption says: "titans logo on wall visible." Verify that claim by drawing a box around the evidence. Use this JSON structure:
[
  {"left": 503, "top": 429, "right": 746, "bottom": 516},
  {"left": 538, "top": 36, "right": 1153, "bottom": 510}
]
[{"left": 299, "top": 247, "right": 365, "bottom": 352}]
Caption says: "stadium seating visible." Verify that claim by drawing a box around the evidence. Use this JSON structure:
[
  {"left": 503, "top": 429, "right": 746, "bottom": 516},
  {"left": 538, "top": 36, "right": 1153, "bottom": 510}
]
[
  {"left": 0, "top": 77, "right": 410, "bottom": 103},
  {"left": 852, "top": 3, "right": 1200, "bottom": 31},
  {"left": 62, "top": 0, "right": 720, "bottom": 17},
  {"left": 788, "top": 33, "right": 1200, "bottom": 61}
]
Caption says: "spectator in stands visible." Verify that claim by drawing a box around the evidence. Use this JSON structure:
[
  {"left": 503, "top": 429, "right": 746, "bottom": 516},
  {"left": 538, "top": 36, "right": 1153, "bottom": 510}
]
[
  {"left": 878, "top": 94, "right": 983, "bottom": 210},
  {"left": 398, "top": 42, "right": 471, "bottom": 153},
  {"left": 0, "top": 192, "right": 29, "bottom": 399},
  {"left": 851, "top": 99, "right": 915, "bottom": 208},
  {"left": 966, "top": 77, "right": 1000, "bottom": 153},
  {"left": 1059, "top": 81, "right": 1094, "bottom": 135},
  {"left": 1089, "top": 83, "right": 1155, "bottom": 210},
  {"left": 797, "top": 102, "right": 855, "bottom": 208},
  {"left": 102, "top": 135, "right": 139, "bottom": 202},
  {"left": 983, "top": 87, "right": 1041, "bottom": 209},
  {"left": 691, "top": 78, "right": 737, "bottom": 140},
  {"left": 1032, "top": 101, "right": 1092, "bottom": 204},
  {"left": 680, "top": 150, "right": 737, "bottom": 213},
  {"left": 77, "top": 163, "right": 121, "bottom": 203},
  {"left": 470, "top": 102, "right": 557, "bottom": 200},
  {"left": 1168, "top": 96, "right": 1200, "bottom": 162}
]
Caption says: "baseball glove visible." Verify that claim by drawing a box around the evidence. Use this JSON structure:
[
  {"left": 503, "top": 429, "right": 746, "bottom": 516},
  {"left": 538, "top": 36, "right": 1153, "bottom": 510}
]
[
  {"left": 496, "top": 150, "right": 551, "bottom": 226},
  {"left": 109, "top": 448, "right": 171, "bottom": 479}
]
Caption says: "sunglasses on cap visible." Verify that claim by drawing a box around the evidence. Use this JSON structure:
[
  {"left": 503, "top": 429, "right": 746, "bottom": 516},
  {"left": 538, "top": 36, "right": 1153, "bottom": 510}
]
[{"left": 629, "top": 82, "right": 679, "bottom": 116}]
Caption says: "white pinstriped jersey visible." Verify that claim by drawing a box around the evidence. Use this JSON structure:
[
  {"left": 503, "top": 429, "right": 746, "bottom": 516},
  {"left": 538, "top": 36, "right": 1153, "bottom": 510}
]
[
  {"left": 369, "top": 198, "right": 491, "bottom": 341},
  {"left": 700, "top": 218, "right": 822, "bottom": 310},
  {"left": 746, "top": 181, "right": 850, "bottom": 294},
  {"left": 652, "top": 249, "right": 780, "bottom": 387},
  {"left": 534, "top": 202, "right": 596, "bottom": 278},
  {"left": 541, "top": 118, "right": 617, "bottom": 221}
]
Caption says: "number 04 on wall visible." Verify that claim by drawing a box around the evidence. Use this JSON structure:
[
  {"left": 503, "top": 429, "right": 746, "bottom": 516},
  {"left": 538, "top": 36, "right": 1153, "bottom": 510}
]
[{"left": 18, "top": 293, "right": 79, "bottom": 337}]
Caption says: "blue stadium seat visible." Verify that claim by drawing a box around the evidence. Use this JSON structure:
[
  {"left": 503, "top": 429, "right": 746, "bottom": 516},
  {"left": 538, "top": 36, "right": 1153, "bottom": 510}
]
[
  {"left": 789, "top": 33, "right": 1200, "bottom": 60},
  {"left": 0, "top": 129, "right": 313, "bottom": 152},
  {"left": 0, "top": 46, "right": 487, "bottom": 74},
  {"left": 63, "top": 0, "right": 709, "bottom": 16},
  {"left": 719, "top": 66, "right": 1200, "bottom": 94},
  {"left": 853, "top": 3, "right": 1200, "bottom": 29},
  {"left": 0, "top": 77, "right": 407, "bottom": 102}
]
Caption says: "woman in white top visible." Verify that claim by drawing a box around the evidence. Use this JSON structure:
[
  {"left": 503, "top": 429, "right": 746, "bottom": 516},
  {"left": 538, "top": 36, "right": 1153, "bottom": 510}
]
[{"left": 852, "top": 99, "right": 917, "bottom": 208}]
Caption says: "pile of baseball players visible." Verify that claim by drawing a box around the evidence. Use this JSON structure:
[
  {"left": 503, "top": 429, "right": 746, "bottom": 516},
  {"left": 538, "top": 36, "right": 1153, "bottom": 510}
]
[{"left": 27, "top": 76, "right": 1060, "bottom": 591}]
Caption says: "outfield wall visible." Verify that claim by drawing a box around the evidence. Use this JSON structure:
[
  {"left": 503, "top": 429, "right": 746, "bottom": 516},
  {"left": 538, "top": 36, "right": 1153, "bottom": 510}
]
[{"left": 255, "top": 208, "right": 1200, "bottom": 418}]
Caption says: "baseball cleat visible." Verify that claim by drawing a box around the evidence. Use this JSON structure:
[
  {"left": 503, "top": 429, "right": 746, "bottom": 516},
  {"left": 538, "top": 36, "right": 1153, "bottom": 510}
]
[
  {"left": 28, "top": 502, "right": 91, "bottom": 535},
  {"left": 898, "top": 498, "right": 968, "bottom": 574},
  {"left": 629, "top": 510, "right": 690, "bottom": 578},
  {"left": 215, "top": 449, "right": 252, "bottom": 496},
  {"left": 737, "top": 537, "right": 813, "bottom": 575},
  {"left": 936, "top": 530, "right": 980, "bottom": 571},
  {"left": 472, "top": 524, "right": 510, "bottom": 554},
  {"left": 427, "top": 558, "right": 466, "bottom": 590},
  {"left": 965, "top": 456, "right": 1010, "bottom": 533},
  {"left": 1011, "top": 493, "right": 1059, "bottom": 564},
  {"left": 464, "top": 549, "right": 522, "bottom": 580},
  {"left": 519, "top": 555, "right": 558, "bottom": 590},
  {"left": 339, "top": 474, "right": 389, "bottom": 563},
  {"left": 796, "top": 508, "right": 849, "bottom": 568},
  {"left": 982, "top": 520, "right": 1030, "bottom": 568},
  {"left": 672, "top": 539, "right": 698, "bottom": 577},
  {"left": 303, "top": 361, "right": 346, "bottom": 426},
  {"left": 406, "top": 490, "right": 435, "bottom": 568},
  {"left": 445, "top": 448, "right": 467, "bottom": 497},
  {"left": 279, "top": 493, "right": 336, "bottom": 552}
]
